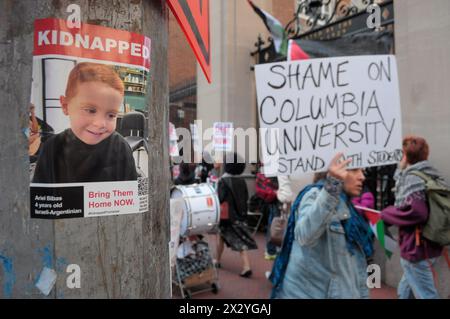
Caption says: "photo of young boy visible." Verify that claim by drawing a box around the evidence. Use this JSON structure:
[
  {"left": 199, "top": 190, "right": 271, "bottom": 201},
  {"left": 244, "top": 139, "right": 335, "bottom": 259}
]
[{"left": 32, "top": 62, "right": 138, "bottom": 183}]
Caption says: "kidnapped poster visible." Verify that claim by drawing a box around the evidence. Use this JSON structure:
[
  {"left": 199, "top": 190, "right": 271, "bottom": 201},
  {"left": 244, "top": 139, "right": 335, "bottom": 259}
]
[{"left": 29, "top": 18, "right": 150, "bottom": 219}]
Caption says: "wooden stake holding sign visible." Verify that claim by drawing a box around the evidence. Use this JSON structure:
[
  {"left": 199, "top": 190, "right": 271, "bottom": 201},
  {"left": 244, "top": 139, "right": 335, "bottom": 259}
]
[{"left": 354, "top": 205, "right": 381, "bottom": 214}]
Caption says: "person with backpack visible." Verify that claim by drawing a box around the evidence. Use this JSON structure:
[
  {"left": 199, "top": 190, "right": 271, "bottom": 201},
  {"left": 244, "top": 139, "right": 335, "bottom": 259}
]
[
  {"left": 381, "top": 135, "right": 448, "bottom": 299},
  {"left": 270, "top": 153, "right": 374, "bottom": 298}
]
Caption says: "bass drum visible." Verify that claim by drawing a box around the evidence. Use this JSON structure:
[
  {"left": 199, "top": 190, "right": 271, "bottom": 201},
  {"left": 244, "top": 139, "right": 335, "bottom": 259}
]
[{"left": 171, "top": 183, "right": 220, "bottom": 237}]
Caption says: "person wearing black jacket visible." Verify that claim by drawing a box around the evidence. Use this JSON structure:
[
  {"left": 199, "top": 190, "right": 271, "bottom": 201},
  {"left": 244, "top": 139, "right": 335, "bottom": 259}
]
[
  {"left": 174, "top": 162, "right": 196, "bottom": 185},
  {"left": 215, "top": 153, "right": 257, "bottom": 278}
]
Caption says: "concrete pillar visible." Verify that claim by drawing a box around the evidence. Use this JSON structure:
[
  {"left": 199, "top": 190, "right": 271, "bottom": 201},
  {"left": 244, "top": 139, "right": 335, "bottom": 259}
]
[
  {"left": 386, "top": 0, "right": 450, "bottom": 298},
  {"left": 0, "top": 0, "right": 170, "bottom": 298}
]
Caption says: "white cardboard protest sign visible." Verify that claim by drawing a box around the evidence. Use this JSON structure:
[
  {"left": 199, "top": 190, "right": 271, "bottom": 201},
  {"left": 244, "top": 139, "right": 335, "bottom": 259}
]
[{"left": 255, "top": 55, "right": 402, "bottom": 176}]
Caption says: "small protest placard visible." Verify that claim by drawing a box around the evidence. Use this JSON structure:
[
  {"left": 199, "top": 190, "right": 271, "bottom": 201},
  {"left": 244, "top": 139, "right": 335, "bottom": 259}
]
[
  {"left": 213, "top": 122, "right": 233, "bottom": 152},
  {"left": 169, "top": 122, "right": 179, "bottom": 157}
]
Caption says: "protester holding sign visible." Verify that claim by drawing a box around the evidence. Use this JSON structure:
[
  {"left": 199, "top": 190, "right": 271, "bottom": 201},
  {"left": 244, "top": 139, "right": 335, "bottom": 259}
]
[
  {"left": 381, "top": 136, "right": 447, "bottom": 299},
  {"left": 32, "top": 62, "right": 137, "bottom": 184},
  {"left": 270, "top": 153, "right": 374, "bottom": 298}
]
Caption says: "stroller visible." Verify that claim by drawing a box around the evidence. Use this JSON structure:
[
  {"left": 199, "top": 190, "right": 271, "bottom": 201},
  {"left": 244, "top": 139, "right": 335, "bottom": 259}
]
[
  {"left": 170, "top": 183, "right": 221, "bottom": 298},
  {"left": 173, "top": 236, "right": 219, "bottom": 299}
]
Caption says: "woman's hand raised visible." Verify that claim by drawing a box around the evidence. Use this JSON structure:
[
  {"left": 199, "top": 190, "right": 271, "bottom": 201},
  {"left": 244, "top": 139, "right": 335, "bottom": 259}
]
[{"left": 327, "top": 153, "right": 352, "bottom": 181}]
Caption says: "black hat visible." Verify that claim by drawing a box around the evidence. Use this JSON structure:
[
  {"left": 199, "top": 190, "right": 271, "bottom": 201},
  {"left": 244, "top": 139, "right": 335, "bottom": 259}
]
[{"left": 224, "top": 152, "right": 246, "bottom": 175}]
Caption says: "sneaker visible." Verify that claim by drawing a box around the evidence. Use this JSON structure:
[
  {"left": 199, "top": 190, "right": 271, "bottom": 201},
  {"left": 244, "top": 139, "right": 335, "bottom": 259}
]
[
  {"left": 265, "top": 271, "right": 271, "bottom": 279},
  {"left": 264, "top": 252, "right": 277, "bottom": 260}
]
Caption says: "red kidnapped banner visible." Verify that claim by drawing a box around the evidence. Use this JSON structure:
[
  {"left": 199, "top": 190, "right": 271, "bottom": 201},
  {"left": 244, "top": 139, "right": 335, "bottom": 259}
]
[{"left": 34, "top": 18, "right": 151, "bottom": 70}]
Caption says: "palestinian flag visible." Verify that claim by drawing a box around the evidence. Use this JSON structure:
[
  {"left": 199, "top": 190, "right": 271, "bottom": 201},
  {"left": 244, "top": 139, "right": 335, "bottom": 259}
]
[
  {"left": 247, "top": 0, "right": 287, "bottom": 56},
  {"left": 288, "top": 39, "right": 310, "bottom": 61},
  {"left": 358, "top": 206, "right": 397, "bottom": 258}
]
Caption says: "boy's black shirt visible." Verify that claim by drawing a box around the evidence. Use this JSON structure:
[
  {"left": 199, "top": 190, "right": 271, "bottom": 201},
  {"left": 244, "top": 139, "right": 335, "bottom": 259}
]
[{"left": 32, "top": 129, "right": 137, "bottom": 183}]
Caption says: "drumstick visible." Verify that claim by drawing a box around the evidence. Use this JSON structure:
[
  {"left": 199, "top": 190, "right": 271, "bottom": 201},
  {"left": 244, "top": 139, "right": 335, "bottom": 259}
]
[{"left": 354, "top": 205, "right": 381, "bottom": 215}]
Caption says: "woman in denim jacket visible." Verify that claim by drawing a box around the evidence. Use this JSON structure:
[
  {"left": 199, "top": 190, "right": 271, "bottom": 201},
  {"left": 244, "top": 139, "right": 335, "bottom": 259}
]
[{"left": 272, "top": 153, "right": 374, "bottom": 299}]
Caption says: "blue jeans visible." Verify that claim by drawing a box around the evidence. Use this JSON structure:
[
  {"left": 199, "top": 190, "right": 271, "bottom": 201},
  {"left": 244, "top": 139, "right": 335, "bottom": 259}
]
[
  {"left": 265, "top": 204, "right": 279, "bottom": 255},
  {"left": 398, "top": 257, "right": 440, "bottom": 299}
]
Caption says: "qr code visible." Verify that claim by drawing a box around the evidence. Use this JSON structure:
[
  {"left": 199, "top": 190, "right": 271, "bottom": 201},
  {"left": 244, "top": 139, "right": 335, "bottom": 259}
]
[{"left": 138, "top": 177, "right": 148, "bottom": 196}]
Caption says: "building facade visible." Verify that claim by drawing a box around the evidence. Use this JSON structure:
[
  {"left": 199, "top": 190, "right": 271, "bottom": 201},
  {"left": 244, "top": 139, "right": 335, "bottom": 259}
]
[{"left": 194, "top": 0, "right": 450, "bottom": 297}]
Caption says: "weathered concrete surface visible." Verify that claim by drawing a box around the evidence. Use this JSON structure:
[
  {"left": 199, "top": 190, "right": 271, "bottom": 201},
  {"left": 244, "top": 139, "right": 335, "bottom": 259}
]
[
  {"left": 0, "top": 0, "right": 170, "bottom": 298},
  {"left": 388, "top": 0, "right": 450, "bottom": 299}
]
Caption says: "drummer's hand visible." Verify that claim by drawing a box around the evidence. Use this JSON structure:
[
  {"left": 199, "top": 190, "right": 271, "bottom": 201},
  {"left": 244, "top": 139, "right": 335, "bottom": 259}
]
[{"left": 328, "top": 153, "right": 352, "bottom": 181}]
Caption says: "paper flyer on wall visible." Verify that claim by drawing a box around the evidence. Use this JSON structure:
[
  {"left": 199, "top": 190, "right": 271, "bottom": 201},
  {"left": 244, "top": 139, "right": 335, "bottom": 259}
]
[{"left": 28, "top": 18, "right": 151, "bottom": 218}]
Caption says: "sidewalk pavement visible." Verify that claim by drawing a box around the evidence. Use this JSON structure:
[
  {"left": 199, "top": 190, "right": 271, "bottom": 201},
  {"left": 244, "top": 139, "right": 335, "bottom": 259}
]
[{"left": 172, "top": 232, "right": 397, "bottom": 299}]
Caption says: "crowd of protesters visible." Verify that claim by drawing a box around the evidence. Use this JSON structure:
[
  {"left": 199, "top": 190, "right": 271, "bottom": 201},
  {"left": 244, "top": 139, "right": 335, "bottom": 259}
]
[{"left": 170, "top": 135, "right": 449, "bottom": 299}]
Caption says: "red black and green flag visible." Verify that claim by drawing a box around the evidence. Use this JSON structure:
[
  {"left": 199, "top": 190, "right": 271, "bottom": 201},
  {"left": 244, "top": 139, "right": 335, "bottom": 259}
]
[{"left": 247, "top": 0, "right": 288, "bottom": 56}]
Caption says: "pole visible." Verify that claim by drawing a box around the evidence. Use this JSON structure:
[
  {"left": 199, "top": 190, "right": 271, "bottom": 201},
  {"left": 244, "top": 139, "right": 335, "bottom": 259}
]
[{"left": 0, "top": 0, "right": 170, "bottom": 298}]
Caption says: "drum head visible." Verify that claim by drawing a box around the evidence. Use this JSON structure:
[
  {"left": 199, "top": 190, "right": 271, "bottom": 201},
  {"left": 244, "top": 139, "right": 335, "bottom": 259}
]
[{"left": 170, "top": 184, "right": 219, "bottom": 236}]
